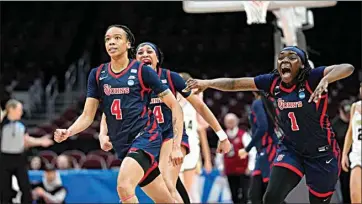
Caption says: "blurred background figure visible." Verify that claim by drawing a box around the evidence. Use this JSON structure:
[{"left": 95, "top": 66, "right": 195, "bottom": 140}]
[
  {"left": 178, "top": 73, "right": 213, "bottom": 203},
  {"left": 0, "top": 99, "right": 53, "bottom": 204},
  {"left": 31, "top": 164, "right": 67, "bottom": 204},
  {"left": 216, "top": 113, "right": 256, "bottom": 204},
  {"left": 30, "top": 156, "right": 46, "bottom": 171},
  {"left": 56, "top": 154, "right": 74, "bottom": 170},
  {"left": 332, "top": 99, "right": 352, "bottom": 204}
]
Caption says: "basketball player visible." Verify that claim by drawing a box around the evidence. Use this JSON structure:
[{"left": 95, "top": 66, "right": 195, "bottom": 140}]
[
  {"left": 341, "top": 82, "right": 362, "bottom": 203},
  {"left": 179, "top": 72, "right": 213, "bottom": 203},
  {"left": 100, "top": 42, "right": 231, "bottom": 203},
  {"left": 238, "top": 91, "right": 278, "bottom": 204},
  {"left": 186, "top": 46, "right": 354, "bottom": 204},
  {"left": 54, "top": 25, "right": 184, "bottom": 203}
]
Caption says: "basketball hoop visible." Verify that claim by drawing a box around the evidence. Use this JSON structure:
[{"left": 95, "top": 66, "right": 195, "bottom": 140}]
[{"left": 242, "top": 1, "right": 270, "bottom": 25}]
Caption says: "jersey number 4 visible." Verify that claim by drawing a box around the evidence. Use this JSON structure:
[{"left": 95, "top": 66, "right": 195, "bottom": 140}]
[
  {"left": 153, "top": 106, "right": 165, "bottom": 123},
  {"left": 111, "top": 99, "right": 123, "bottom": 120},
  {"left": 288, "top": 112, "right": 300, "bottom": 131}
]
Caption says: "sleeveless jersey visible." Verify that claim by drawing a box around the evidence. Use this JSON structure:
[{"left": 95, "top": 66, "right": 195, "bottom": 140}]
[
  {"left": 254, "top": 66, "right": 339, "bottom": 157},
  {"left": 148, "top": 68, "right": 191, "bottom": 136},
  {"left": 87, "top": 60, "right": 167, "bottom": 159},
  {"left": 248, "top": 99, "right": 278, "bottom": 152},
  {"left": 182, "top": 101, "right": 199, "bottom": 145},
  {"left": 351, "top": 101, "right": 361, "bottom": 154}
]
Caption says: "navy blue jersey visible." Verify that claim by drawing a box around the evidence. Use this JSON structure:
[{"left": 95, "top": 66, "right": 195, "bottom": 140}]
[
  {"left": 87, "top": 60, "right": 168, "bottom": 158},
  {"left": 246, "top": 99, "right": 278, "bottom": 153},
  {"left": 149, "top": 68, "right": 191, "bottom": 134},
  {"left": 254, "top": 66, "right": 339, "bottom": 157}
]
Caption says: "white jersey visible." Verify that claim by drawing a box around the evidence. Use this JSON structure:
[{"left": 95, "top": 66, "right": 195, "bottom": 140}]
[
  {"left": 351, "top": 101, "right": 361, "bottom": 154},
  {"left": 182, "top": 101, "right": 199, "bottom": 146}
]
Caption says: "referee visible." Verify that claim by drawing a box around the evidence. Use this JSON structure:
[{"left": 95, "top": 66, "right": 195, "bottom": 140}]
[{"left": 0, "top": 99, "right": 53, "bottom": 203}]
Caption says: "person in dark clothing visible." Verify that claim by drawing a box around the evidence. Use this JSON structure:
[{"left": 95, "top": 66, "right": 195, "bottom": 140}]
[
  {"left": 332, "top": 99, "right": 352, "bottom": 204},
  {"left": 0, "top": 99, "right": 53, "bottom": 204},
  {"left": 31, "top": 164, "right": 67, "bottom": 204}
]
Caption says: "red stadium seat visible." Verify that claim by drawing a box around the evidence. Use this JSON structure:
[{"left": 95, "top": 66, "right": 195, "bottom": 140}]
[
  {"left": 88, "top": 150, "right": 112, "bottom": 162},
  {"left": 62, "top": 108, "right": 78, "bottom": 121},
  {"left": 38, "top": 150, "right": 57, "bottom": 164},
  {"left": 62, "top": 150, "right": 86, "bottom": 164},
  {"left": 39, "top": 124, "right": 58, "bottom": 134},
  {"left": 107, "top": 157, "right": 121, "bottom": 169},
  {"left": 28, "top": 128, "right": 47, "bottom": 137},
  {"left": 53, "top": 116, "right": 68, "bottom": 127},
  {"left": 80, "top": 155, "right": 107, "bottom": 169}
]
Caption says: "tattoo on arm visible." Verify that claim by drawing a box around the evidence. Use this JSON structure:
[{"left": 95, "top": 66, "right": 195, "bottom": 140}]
[
  {"left": 172, "top": 117, "right": 179, "bottom": 138},
  {"left": 158, "top": 89, "right": 171, "bottom": 99},
  {"left": 209, "top": 77, "right": 256, "bottom": 91}
]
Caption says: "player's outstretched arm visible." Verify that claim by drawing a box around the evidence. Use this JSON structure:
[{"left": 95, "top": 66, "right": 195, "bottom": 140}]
[
  {"left": 186, "top": 77, "right": 258, "bottom": 94},
  {"left": 309, "top": 64, "right": 354, "bottom": 103},
  {"left": 341, "top": 102, "right": 356, "bottom": 172}
]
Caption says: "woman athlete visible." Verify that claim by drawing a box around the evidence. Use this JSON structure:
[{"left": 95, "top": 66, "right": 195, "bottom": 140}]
[
  {"left": 100, "top": 42, "right": 231, "bottom": 203},
  {"left": 341, "top": 82, "right": 361, "bottom": 203},
  {"left": 55, "top": 25, "right": 183, "bottom": 203},
  {"left": 186, "top": 46, "right": 354, "bottom": 204}
]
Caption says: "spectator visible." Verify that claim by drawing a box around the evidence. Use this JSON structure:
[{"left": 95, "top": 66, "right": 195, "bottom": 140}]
[
  {"left": 216, "top": 113, "right": 256, "bottom": 204},
  {"left": 56, "top": 155, "right": 73, "bottom": 170},
  {"left": 30, "top": 156, "right": 45, "bottom": 170},
  {"left": 0, "top": 99, "right": 53, "bottom": 204},
  {"left": 332, "top": 99, "right": 352, "bottom": 204},
  {"left": 31, "top": 164, "right": 67, "bottom": 204}
]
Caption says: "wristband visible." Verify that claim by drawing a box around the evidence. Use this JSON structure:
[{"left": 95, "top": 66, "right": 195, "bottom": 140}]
[{"left": 216, "top": 130, "right": 228, "bottom": 141}]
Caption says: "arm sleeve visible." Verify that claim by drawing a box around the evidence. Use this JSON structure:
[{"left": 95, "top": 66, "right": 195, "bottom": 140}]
[
  {"left": 242, "top": 132, "right": 256, "bottom": 171},
  {"left": 308, "top": 66, "right": 326, "bottom": 89},
  {"left": 86, "top": 68, "right": 100, "bottom": 99},
  {"left": 253, "top": 73, "right": 275, "bottom": 93},
  {"left": 245, "top": 100, "right": 268, "bottom": 152},
  {"left": 170, "top": 71, "right": 191, "bottom": 98},
  {"left": 141, "top": 65, "right": 168, "bottom": 95}
]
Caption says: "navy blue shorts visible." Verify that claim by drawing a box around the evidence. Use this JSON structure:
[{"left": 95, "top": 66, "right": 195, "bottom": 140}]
[
  {"left": 273, "top": 144, "right": 340, "bottom": 198},
  {"left": 162, "top": 129, "right": 190, "bottom": 154},
  {"left": 252, "top": 144, "right": 277, "bottom": 183}
]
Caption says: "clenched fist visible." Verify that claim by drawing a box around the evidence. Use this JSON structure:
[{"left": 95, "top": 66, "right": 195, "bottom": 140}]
[{"left": 54, "top": 129, "right": 71, "bottom": 143}]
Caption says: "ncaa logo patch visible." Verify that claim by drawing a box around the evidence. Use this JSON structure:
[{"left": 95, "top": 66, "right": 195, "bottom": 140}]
[
  {"left": 298, "top": 91, "right": 305, "bottom": 99},
  {"left": 276, "top": 154, "right": 284, "bottom": 161},
  {"left": 128, "top": 80, "right": 135, "bottom": 86}
]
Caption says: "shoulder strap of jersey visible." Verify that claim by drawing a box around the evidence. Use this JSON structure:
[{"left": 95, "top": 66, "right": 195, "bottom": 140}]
[
  {"left": 95, "top": 63, "right": 105, "bottom": 87},
  {"left": 166, "top": 69, "right": 176, "bottom": 95},
  {"left": 268, "top": 76, "right": 280, "bottom": 97}
]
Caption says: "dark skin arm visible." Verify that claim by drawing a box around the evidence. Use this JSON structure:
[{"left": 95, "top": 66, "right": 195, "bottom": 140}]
[
  {"left": 185, "top": 77, "right": 258, "bottom": 94},
  {"left": 309, "top": 64, "right": 354, "bottom": 103}
]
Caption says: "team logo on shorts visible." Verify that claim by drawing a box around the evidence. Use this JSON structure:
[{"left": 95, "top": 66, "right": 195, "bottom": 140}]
[
  {"left": 128, "top": 80, "right": 135, "bottom": 86},
  {"left": 276, "top": 154, "right": 284, "bottom": 161}
]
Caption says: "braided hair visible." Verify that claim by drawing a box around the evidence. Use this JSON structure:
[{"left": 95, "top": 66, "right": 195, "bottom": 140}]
[{"left": 106, "top": 24, "right": 136, "bottom": 58}]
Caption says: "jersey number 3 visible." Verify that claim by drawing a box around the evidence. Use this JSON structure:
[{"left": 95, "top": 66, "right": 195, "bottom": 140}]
[
  {"left": 111, "top": 99, "right": 123, "bottom": 120},
  {"left": 288, "top": 112, "right": 300, "bottom": 131}
]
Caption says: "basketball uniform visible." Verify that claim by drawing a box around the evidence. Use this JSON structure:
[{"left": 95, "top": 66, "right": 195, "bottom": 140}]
[
  {"left": 180, "top": 101, "right": 200, "bottom": 171},
  {"left": 254, "top": 66, "right": 340, "bottom": 198},
  {"left": 149, "top": 68, "right": 192, "bottom": 154},
  {"left": 87, "top": 60, "right": 168, "bottom": 173},
  {"left": 248, "top": 99, "right": 278, "bottom": 183},
  {"left": 349, "top": 101, "right": 361, "bottom": 169}
]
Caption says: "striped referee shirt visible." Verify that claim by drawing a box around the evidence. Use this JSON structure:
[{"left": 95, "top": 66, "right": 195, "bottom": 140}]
[{"left": 0, "top": 118, "right": 27, "bottom": 154}]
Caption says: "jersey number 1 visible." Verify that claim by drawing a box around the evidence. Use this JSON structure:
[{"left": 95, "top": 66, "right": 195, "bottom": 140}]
[
  {"left": 111, "top": 99, "right": 122, "bottom": 120},
  {"left": 288, "top": 112, "right": 299, "bottom": 131}
]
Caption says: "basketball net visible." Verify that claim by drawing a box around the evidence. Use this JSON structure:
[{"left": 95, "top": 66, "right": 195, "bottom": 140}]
[{"left": 243, "top": 1, "right": 270, "bottom": 25}]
